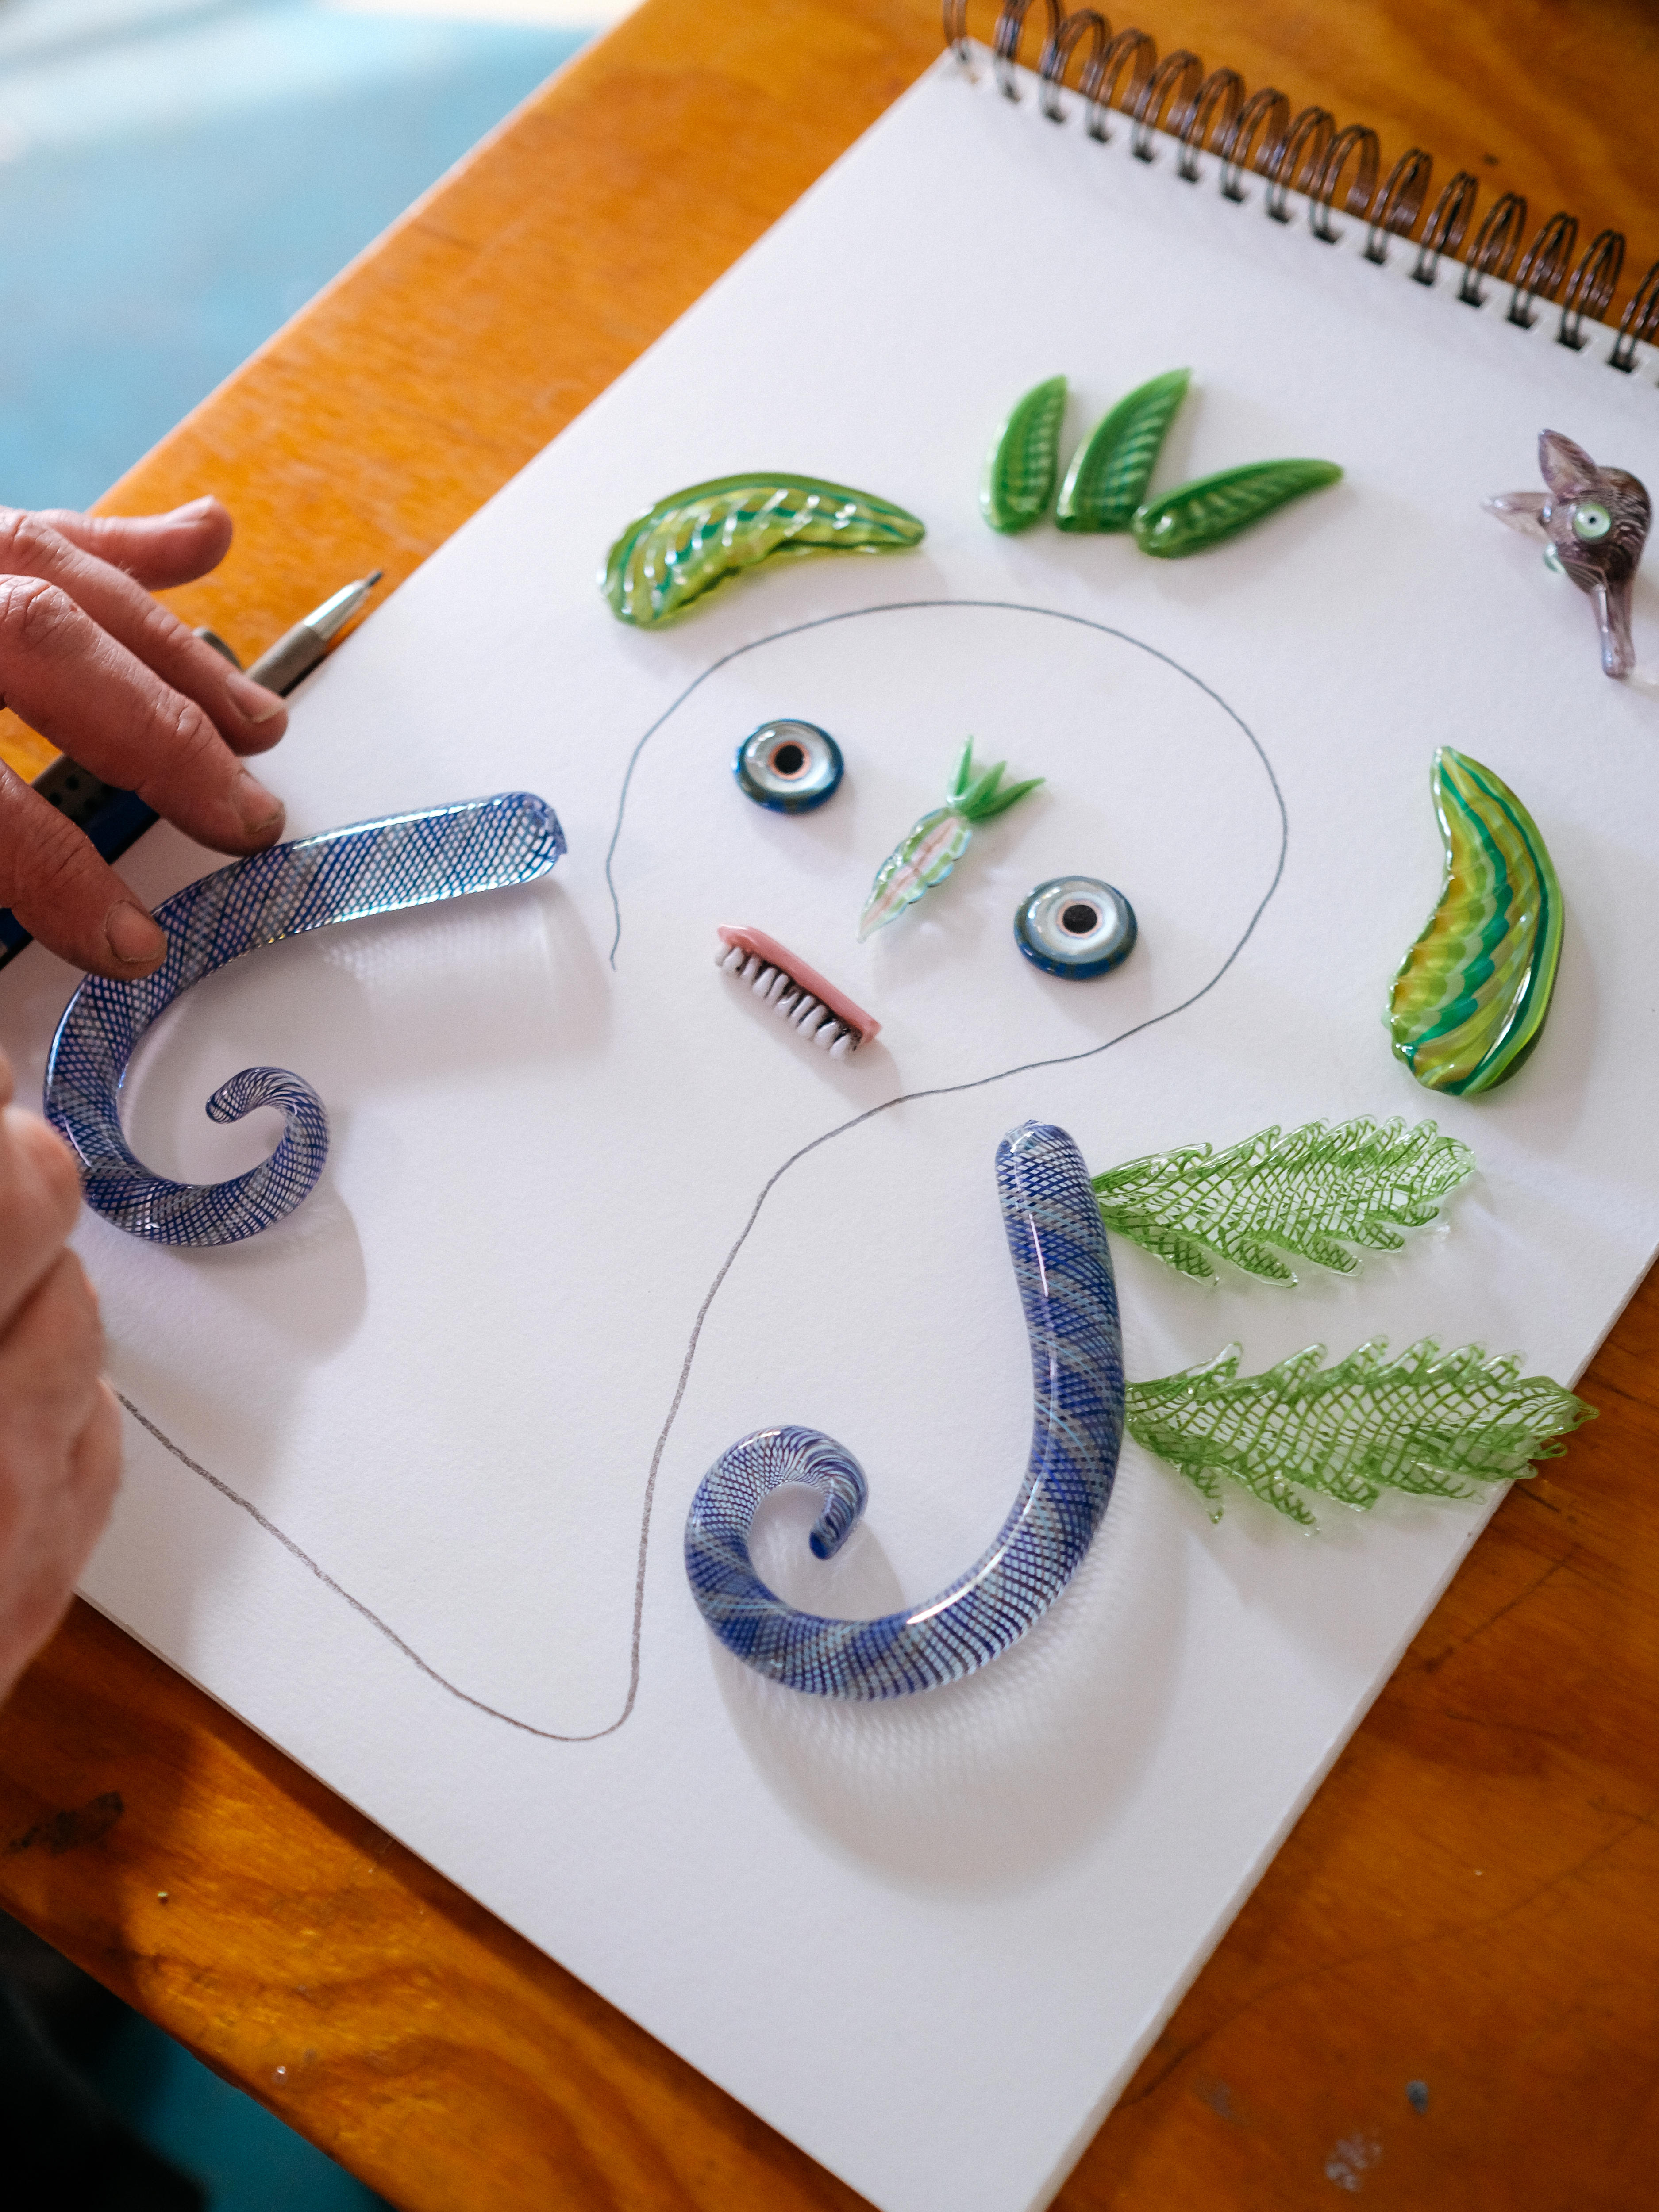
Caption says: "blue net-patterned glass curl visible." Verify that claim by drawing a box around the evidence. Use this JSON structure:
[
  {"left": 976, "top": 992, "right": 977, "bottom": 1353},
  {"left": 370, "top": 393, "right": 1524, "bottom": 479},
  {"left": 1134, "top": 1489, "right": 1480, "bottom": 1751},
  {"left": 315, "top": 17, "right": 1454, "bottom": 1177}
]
[
  {"left": 684, "top": 1121, "right": 1124, "bottom": 1697},
  {"left": 45, "top": 791, "right": 565, "bottom": 1247}
]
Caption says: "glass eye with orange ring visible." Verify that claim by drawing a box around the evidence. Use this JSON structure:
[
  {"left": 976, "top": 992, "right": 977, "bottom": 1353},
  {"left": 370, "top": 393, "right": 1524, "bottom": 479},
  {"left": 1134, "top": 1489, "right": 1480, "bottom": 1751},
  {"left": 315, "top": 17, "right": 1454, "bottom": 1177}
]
[
  {"left": 734, "top": 721, "right": 844, "bottom": 813},
  {"left": 1014, "top": 876, "right": 1137, "bottom": 979}
]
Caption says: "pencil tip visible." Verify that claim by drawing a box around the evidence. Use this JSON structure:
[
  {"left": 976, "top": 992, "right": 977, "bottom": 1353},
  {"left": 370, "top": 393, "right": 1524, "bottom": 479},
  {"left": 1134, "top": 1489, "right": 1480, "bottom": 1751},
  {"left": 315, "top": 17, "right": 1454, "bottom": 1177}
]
[{"left": 366, "top": 569, "right": 385, "bottom": 588}]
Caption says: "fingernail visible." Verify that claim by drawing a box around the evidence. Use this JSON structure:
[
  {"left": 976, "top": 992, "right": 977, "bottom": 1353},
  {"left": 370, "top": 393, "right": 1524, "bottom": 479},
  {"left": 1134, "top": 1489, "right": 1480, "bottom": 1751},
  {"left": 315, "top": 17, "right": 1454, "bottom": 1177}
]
[
  {"left": 174, "top": 495, "right": 217, "bottom": 518},
  {"left": 233, "top": 768, "right": 285, "bottom": 836},
  {"left": 106, "top": 901, "right": 166, "bottom": 969},
  {"left": 227, "top": 670, "right": 285, "bottom": 724}
]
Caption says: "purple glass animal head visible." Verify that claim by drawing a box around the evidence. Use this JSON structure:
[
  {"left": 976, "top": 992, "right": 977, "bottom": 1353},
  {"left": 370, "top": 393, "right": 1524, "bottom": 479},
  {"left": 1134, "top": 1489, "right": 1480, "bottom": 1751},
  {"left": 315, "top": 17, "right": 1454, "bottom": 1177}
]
[{"left": 1487, "top": 430, "right": 1651, "bottom": 679}]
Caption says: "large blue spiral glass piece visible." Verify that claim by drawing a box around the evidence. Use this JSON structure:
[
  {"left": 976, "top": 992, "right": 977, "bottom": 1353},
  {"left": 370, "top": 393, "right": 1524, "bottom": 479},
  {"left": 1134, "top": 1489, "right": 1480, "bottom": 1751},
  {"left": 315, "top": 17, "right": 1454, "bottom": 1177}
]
[
  {"left": 45, "top": 791, "right": 565, "bottom": 1247},
  {"left": 684, "top": 1121, "right": 1124, "bottom": 1697}
]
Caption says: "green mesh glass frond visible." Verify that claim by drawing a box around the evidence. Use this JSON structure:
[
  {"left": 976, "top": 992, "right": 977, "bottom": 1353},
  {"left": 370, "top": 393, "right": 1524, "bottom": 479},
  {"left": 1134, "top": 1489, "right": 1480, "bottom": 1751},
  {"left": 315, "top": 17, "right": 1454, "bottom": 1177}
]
[
  {"left": 1126, "top": 1337, "right": 1594, "bottom": 1525},
  {"left": 1092, "top": 1116, "right": 1475, "bottom": 1285}
]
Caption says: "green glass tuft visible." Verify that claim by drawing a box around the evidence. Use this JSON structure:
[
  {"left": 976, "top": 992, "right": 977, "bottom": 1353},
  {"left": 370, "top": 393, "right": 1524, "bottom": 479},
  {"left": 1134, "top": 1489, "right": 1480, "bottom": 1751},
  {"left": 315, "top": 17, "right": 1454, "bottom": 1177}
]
[
  {"left": 1131, "top": 458, "right": 1342, "bottom": 558},
  {"left": 1056, "top": 368, "right": 1190, "bottom": 533},
  {"left": 858, "top": 738, "right": 1043, "bottom": 940},
  {"left": 981, "top": 376, "right": 1067, "bottom": 533},
  {"left": 1390, "top": 748, "right": 1564, "bottom": 1096},
  {"left": 601, "top": 475, "right": 924, "bottom": 628},
  {"left": 1092, "top": 1115, "right": 1474, "bottom": 1285},
  {"left": 1126, "top": 1337, "right": 1594, "bottom": 1525}
]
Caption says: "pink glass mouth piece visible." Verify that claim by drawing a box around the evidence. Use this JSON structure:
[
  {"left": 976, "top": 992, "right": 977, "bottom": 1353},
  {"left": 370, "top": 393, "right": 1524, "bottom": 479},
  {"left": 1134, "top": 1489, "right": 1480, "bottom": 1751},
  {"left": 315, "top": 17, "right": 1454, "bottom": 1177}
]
[{"left": 715, "top": 924, "right": 880, "bottom": 1047}]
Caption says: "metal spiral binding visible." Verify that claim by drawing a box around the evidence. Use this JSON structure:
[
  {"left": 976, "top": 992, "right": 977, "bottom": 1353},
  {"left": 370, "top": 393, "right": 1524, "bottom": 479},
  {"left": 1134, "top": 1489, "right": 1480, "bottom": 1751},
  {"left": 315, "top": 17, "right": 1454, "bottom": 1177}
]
[{"left": 945, "top": 0, "right": 1659, "bottom": 377}]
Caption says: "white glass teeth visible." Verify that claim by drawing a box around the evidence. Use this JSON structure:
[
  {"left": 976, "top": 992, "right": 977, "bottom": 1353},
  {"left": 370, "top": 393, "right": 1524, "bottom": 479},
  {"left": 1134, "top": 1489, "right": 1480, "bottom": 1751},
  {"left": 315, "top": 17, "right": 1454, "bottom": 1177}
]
[{"left": 718, "top": 945, "right": 860, "bottom": 1054}]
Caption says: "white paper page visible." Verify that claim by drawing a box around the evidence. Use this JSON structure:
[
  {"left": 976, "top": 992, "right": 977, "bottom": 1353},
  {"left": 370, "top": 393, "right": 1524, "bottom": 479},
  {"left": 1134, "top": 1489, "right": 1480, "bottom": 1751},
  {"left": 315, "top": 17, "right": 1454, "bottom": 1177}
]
[{"left": 5, "top": 50, "right": 1658, "bottom": 2212}]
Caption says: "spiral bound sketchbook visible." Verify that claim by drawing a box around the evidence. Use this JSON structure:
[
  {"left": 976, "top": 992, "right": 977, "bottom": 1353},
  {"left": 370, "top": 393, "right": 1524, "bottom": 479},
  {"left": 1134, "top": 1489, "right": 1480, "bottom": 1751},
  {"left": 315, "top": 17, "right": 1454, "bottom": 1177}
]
[{"left": 6, "top": 28, "right": 1659, "bottom": 2212}]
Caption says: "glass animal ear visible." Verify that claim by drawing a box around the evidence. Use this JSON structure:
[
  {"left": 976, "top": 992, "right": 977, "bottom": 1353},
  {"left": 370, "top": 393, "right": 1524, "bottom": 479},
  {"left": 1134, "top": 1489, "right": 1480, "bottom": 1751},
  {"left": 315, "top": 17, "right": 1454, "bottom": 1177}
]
[
  {"left": 1056, "top": 368, "right": 1189, "bottom": 533},
  {"left": 1485, "top": 429, "right": 1650, "bottom": 677},
  {"left": 1132, "top": 458, "right": 1342, "bottom": 557},
  {"left": 981, "top": 375, "right": 1067, "bottom": 533},
  {"left": 602, "top": 476, "right": 924, "bottom": 628},
  {"left": 858, "top": 737, "right": 1043, "bottom": 940},
  {"left": 683, "top": 1122, "right": 1123, "bottom": 1697},
  {"left": 1126, "top": 1337, "right": 1593, "bottom": 1525},
  {"left": 1014, "top": 876, "right": 1136, "bottom": 976},
  {"left": 1390, "top": 748, "right": 1562, "bottom": 1095},
  {"left": 1092, "top": 1115, "right": 1474, "bottom": 1283},
  {"left": 734, "top": 721, "right": 843, "bottom": 812},
  {"left": 44, "top": 794, "right": 566, "bottom": 1246}
]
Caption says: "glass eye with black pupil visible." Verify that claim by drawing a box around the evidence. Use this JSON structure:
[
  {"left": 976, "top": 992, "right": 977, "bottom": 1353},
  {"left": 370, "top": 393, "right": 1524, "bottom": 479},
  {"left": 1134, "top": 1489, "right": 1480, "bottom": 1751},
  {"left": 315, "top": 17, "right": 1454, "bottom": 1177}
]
[
  {"left": 1572, "top": 501, "right": 1613, "bottom": 543},
  {"left": 734, "top": 721, "right": 843, "bottom": 813},
  {"left": 1014, "top": 876, "right": 1137, "bottom": 979}
]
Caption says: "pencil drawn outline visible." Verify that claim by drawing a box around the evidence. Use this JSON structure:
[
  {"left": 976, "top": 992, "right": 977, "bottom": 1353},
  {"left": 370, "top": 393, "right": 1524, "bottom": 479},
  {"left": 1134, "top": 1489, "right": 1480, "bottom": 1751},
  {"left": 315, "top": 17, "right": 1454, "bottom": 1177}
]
[{"left": 119, "top": 599, "right": 1288, "bottom": 1742}]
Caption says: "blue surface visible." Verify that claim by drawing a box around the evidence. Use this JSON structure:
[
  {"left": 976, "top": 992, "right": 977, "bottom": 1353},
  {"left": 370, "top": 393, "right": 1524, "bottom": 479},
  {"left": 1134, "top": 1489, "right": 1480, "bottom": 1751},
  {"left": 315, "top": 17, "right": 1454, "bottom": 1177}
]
[
  {"left": 0, "top": 0, "right": 590, "bottom": 509},
  {"left": 93, "top": 2009, "right": 390, "bottom": 2208}
]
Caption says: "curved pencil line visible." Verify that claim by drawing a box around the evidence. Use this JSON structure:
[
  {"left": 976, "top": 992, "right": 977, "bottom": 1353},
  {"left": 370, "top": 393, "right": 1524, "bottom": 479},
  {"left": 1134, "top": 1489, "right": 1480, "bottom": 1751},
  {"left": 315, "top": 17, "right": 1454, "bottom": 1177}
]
[{"left": 123, "top": 600, "right": 1286, "bottom": 1742}]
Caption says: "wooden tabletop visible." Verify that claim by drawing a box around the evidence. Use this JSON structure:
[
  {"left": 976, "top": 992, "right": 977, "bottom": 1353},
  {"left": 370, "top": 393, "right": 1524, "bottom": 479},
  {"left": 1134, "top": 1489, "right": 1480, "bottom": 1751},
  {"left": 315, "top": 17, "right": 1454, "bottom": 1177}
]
[{"left": 4, "top": 3, "right": 1659, "bottom": 2205}]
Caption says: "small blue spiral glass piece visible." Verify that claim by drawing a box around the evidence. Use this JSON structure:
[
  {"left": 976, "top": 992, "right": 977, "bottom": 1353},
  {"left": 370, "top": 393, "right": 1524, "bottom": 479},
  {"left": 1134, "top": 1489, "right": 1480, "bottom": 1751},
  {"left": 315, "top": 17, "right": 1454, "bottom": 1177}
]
[
  {"left": 1014, "top": 876, "right": 1137, "bottom": 979},
  {"left": 45, "top": 791, "right": 565, "bottom": 1248},
  {"left": 684, "top": 1121, "right": 1124, "bottom": 1697},
  {"left": 733, "top": 721, "right": 844, "bottom": 813}
]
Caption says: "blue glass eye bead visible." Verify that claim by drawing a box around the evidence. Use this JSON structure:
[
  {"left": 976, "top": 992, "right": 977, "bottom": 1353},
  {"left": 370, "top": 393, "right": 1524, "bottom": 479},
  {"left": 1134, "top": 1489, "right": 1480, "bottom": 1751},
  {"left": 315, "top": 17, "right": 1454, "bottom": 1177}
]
[
  {"left": 1014, "top": 877, "right": 1137, "bottom": 979},
  {"left": 733, "top": 721, "right": 843, "bottom": 813},
  {"left": 44, "top": 791, "right": 565, "bottom": 1247}
]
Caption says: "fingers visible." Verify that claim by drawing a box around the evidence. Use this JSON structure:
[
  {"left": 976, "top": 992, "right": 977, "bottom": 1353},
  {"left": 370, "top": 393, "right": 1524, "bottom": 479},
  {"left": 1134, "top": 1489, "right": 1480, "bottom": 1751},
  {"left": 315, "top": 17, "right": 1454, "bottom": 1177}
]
[
  {"left": 0, "top": 1096, "right": 85, "bottom": 1335},
  {"left": 0, "top": 1250, "right": 106, "bottom": 1459},
  {"left": 0, "top": 580, "right": 285, "bottom": 856},
  {"left": 39, "top": 496, "right": 233, "bottom": 591},
  {"left": 0, "top": 506, "right": 286, "bottom": 757},
  {"left": 0, "top": 763, "right": 168, "bottom": 979}
]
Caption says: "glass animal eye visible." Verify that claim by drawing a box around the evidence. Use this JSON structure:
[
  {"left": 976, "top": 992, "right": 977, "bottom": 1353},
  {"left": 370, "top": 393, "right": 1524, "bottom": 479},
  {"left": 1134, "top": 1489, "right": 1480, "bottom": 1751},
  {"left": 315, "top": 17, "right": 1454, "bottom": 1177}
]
[
  {"left": 734, "top": 721, "right": 843, "bottom": 813},
  {"left": 1572, "top": 502, "right": 1613, "bottom": 542},
  {"left": 1014, "top": 876, "right": 1137, "bottom": 979}
]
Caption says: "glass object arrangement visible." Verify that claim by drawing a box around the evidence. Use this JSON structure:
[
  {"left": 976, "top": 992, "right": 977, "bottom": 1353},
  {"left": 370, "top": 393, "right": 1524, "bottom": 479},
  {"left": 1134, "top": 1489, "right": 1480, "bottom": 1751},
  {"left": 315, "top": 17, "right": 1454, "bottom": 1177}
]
[
  {"left": 1389, "top": 747, "right": 1563, "bottom": 1095},
  {"left": 858, "top": 738, "right": 1042, "bottom": 940},
  {"left": 602, "top": 476, "right": 924, "bottom": 627},
  {"left": 44, "top": 792, "right": 565, "bottom": 1247},
  {"left": 1487, "top": 429, "right": 1651, "bottom": 678}
]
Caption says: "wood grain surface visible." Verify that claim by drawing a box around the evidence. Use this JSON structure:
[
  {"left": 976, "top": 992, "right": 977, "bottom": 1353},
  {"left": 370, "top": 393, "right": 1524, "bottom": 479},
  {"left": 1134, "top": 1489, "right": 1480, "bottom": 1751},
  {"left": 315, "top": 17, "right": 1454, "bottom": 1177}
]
[{"left": 2, "top": 3, "right": 1657, "bottom": 2206}]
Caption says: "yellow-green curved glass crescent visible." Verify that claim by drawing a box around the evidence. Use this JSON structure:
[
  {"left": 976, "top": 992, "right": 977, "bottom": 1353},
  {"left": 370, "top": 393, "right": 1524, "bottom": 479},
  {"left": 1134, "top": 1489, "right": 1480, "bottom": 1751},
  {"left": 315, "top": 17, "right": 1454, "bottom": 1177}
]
[
  {"left": 1390, "top": 747, "right": 1564, "bottom": 1096},
  {"left": 602, "top": 476, "right": 925, "bottom": 628}
]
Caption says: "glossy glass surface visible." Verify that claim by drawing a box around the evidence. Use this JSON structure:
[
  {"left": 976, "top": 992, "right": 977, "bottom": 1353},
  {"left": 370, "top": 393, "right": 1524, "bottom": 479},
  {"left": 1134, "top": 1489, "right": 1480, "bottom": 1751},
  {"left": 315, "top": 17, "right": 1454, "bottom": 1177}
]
[
  {"left": 601, "top": 475, "right": 924, "bottom": 627},
  {"left": 45, "top": 792, "right": 565, "bottom": 1246},
  {"left": 1132, "top": 458, "right": 1342, "bottom": 557},
  {"left": 1056, "top": 368, "right": 1189, "bottom": 534},
  {"left": 980, "top": 374, "right": 1066, "bottom": 533},
  {"left": 683, "top": 1121, "right": 1124, "bottom": 1697},
  {"left": 857, "top": 737, "right": 1042, "bottom": 940},
  {"left": 733, "top": 720, "right": 843, "bottom": 812},
  {"left": 1013, "top": 875, "right": 1136, "bottom": 977},
  {"left": 1389, "top": 747, "right": 1562, "bottom": 1096},
  {"left": 1486, "top": 430, "right": 1651, "bottom": 678}
]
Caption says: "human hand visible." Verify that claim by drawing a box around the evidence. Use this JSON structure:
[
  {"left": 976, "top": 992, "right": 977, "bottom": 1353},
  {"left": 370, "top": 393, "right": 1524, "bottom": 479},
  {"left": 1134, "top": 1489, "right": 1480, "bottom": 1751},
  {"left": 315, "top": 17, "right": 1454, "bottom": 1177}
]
[
  {"left": 0, "top": 1049, "right": 119, "bottom": 1705},
  {"left": 0, "top": 497, "right": 289, "bottom": 979}
]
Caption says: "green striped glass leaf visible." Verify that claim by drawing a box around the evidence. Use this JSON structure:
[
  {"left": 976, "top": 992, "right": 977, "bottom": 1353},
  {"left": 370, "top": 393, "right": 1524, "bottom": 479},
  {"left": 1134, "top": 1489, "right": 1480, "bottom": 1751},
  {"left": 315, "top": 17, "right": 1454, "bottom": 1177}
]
[
  {"left": 980, "top": 375, "right": 1067, "bottom": 533},
  {"left": 1056, "top": 368, "right": 1190, "bottom": 533},
  {"left": 1131, "top": 457, "right": 1342, "bottom": 558},
  {"left": 1390, "top": 748, "right": 1564, "bottom": 1095},
  {"left": 602, "top": 476, "right": 925, "bottom": 628}
]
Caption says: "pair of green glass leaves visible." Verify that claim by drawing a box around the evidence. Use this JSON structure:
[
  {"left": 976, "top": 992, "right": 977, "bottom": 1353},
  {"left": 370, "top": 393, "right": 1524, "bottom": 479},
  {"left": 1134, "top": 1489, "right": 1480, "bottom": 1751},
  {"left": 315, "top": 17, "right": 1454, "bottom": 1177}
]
[
  {"left": 1099, "top": 1114, "right": 1592, "bottom": 1525},
  {"left": 980, "top": 370, "right": 1341, "bottom": 556}
]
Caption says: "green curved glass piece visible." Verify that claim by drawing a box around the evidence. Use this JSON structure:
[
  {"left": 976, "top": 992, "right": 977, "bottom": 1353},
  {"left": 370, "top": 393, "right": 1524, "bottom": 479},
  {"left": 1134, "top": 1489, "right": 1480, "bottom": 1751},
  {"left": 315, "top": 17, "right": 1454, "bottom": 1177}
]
[
  {"left": 1056, "top": 368, "right": 1190, "bottom": 533},
  {"left": 1092, "top": 1115, "right": 1474, "bottom": 1285},
  {"left": 602, "top": 475, "right": 925, "bottom": 628},
  {"left": 981, "top": 375, "right": 1067, "bottom": 534},
  {"left": 1131, "top": 457, "right": 1342, "bottom": 558},
  {"left": 858, "top": 738, "right": 1043, "bottom": 940},
  {"left": 1390, "top": 748, "right": 1564, "bottom": 1096},
  {"left": 1126, "top": 1337, "right": 1594, "bottom": 1526}
]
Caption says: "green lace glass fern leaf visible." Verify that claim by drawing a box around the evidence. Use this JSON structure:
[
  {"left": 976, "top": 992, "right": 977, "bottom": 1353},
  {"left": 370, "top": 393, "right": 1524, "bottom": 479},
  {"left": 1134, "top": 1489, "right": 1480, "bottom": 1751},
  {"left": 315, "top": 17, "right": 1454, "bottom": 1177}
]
[
  {"left": 1126, "top": 1337, "right": 1595, "bottom": 1525},
  {"left": 1056, "top": 368, "right": 1190, "bottom": 533},
  {"left": 1092, "top": 1116, "right": 1475, "bottom": 1285}
]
